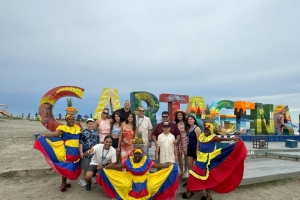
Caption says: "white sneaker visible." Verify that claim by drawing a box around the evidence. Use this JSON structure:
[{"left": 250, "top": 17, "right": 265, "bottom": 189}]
[
  {"left": 92, "top": 176, "right": 96, "bottom": 184},
  {"left": 78, "top": 179, "right": 87, "bottom": 187}
]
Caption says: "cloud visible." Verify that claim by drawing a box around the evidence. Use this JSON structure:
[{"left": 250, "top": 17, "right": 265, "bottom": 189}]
[{"left": 0, "top": 1, "right": 299, "bottom": 120}]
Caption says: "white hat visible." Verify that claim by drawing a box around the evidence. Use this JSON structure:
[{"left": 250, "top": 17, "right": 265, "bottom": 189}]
[{"left": 86, "top": 118, "right": 95, "bottom": 123}]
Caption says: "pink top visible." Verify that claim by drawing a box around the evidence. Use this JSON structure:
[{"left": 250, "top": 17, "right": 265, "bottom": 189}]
[{"left": 98, "top": 119, "right": 111, "bottom": 143}]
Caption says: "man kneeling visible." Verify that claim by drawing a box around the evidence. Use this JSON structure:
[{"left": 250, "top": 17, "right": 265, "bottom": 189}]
[{"left": 84, "top": 135, "right": 116, "bottom": 192}]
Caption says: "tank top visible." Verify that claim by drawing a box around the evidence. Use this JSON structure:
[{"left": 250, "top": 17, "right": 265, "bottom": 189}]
[
  {"left": 97, "top": 119, "right": 111, "bottom": 134},
  {"left": 188, "top": 125, "right": 197, "bottom": 149},
  {"left": 111, "top": 124, "right": 121, "bottom": 135}
]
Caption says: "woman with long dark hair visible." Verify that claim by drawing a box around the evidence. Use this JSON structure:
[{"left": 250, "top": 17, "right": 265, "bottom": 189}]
[
  {"left": 174, "top": 110, "right": 188, "bottom": 179},
  {"left": 183, "top": 114, "right": 202, "bottom": 186},
  {"left": 118, "top": 113, "right": 137, "bottom": 163}
]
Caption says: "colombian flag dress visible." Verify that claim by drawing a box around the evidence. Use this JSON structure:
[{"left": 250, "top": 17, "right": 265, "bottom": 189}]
[
  {"left": 33, "top": 124, "right": 81, "bottom": 180},
  {"left": 187, "top": 133, "right": 248, "bottom": 193},
  {"left": 96, "top": 155, "right": 179, "bottom": 200}
]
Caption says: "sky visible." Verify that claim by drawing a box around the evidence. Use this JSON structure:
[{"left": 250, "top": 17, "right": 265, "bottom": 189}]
[{"left": 0, "top": 1, "right": 299, "bottom": 130}]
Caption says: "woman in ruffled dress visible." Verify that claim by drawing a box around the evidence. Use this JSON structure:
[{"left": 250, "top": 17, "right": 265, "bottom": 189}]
[
  {"left": 174, "top": 110, "right": 188, "bottom": 179},
  {"left": 118, "top": 113, "right": 138, "bottom": 163},
  {"left": 182, "top": 122, "right": 247, "bottom": 199}
]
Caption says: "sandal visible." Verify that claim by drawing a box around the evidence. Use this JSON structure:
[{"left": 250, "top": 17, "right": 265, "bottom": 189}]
[
  {"left": 182, "top": 192, "right": 194, "bottom": 199},
  {"left": 60, "top": 183, "right": 71, "bottom": 192},
  {"left": 60, "top": 185, "right": 66, "bottom": 192}
]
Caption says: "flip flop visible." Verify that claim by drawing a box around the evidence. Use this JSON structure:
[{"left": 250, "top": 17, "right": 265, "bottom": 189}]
[{"left": 182, "top": 192, "right": 194, "bottom": 199}]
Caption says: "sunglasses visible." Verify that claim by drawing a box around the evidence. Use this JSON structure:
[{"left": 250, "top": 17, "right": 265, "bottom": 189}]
[
  {"left": 102, "top": 112, "right": 108, "bottom": 115},
  {"left": 162, "top": 116, "right": 169, "bottom": 118},
  {"left": 139, "top": 110, "right": 145, "bottom": 112}
]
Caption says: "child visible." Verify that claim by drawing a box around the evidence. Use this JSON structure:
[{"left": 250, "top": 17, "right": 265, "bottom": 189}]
[
  {"left": 155, "top": 121, "right": 178, "bottom": 164},
  {"left": 78, "top": 118, "right": 99, "bottom": 187}
]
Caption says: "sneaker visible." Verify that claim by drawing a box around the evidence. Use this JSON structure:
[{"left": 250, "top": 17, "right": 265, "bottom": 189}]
[
  {"left": 86, "top": 183, "right": 92, "bottom": 192},
  {"left": 92, "top": 176, "right": 96, "bottom": 184},
  {"left": 78, "top": 179, "right": 87, "bottom": 187}
]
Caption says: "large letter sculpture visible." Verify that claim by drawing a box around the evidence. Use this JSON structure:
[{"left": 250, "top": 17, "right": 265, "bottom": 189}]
[
  {"left": 159, "top": 93, "right": 189, "bottom": 121},
  {"left": 250, "top": 103, "right": 275, "bottom": 135},
  {"left": 234, "top": 101, "right": 255, "bottom": 132},
  {"left": 209, "top": 100, "right": 235, "bottom": 123},
  {"left": 130, "top": 91, "right": 160, "bottom": 127},
  {"left": 185, "top": 96, "right": 206, "bottom": 130},
  {"left": 38, "top": 86, "right": 85, "bottom": 132},
  {"left": 273, "top": 105, "right": 294, "bottom": 135},
  {"left": 93, "top": 88, "right": 121, "bottom": 119}
]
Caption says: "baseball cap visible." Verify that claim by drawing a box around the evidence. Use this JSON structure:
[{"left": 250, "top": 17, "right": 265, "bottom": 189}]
[
  {"left": 86, "top": 118, "right": 95, "bottom": 123},
  {"left": 163, "top": 121, "right": 170, "bottom": 127}
]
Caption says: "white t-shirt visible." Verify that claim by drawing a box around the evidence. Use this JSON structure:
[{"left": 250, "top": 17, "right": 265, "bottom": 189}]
[{"left": 90, "top": 144, "right": 117, "bottom": 166}]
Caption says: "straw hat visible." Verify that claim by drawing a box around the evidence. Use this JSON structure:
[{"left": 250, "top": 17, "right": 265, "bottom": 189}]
[{"left": 174, "top": 110, "right": 186, "bottom": 117}]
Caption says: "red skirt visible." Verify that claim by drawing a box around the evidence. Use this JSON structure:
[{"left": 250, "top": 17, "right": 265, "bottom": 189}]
[{"left": 187, "top": 141, "right": 247, "bottom": 193}]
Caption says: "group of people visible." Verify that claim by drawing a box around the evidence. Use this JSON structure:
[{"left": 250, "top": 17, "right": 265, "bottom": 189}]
[{"left": 33, "top": 100, "right": 248, "bottom": 200}]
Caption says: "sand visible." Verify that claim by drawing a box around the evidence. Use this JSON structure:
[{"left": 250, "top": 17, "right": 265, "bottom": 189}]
[{"left": 0, "top": 118, "right": 299, "bottom": 200}]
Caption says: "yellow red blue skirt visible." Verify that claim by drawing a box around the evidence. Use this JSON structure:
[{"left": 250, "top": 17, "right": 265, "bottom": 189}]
[
  {"left": 33, "top": 124, "right": 81, "bottom": 180},
  {"left": 187, "top": 139, "right": 247, "bottom": 193},
  {"left": 96, "top": 156, "right": 179, "bottom": 200}
]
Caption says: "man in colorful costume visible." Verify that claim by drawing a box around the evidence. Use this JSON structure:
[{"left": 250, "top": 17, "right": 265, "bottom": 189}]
[
  {"left": 33, "top": 106, "right": 82, "bottom": 192},
  {"left": 182, "top": 122, "right": 248, "bottom": 200},
  {"left": 96, "top": 148, "right": 179, "bottom": 200}
]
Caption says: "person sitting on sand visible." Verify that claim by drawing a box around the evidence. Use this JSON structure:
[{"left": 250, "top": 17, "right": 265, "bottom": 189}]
[
  {"left": 33, "top": 106, "right": 82, "bottom": 192},
  {"left": 96, "top": 148, "right": 179, "bottom": 200},
  {"left": 182, "top": 122, "right": 247, "bottom": 200}
]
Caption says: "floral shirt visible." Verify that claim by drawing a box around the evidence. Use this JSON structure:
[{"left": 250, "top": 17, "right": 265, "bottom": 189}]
[{"left": 79, "top": 129, "right": 99, "bottom": 155}]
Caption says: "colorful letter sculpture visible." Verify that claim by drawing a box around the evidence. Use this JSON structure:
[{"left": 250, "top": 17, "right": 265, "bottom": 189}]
[
  {"left": 130, "top": 91, "right": 160, "bottom": 127},
  {"left": 234, "top": 101, "right": 255, "bottom": 132},
  {"left": 37, "top": 86, "right": 297, "bottom": 136},
  {"left": 159, "top": 93, "right": 189, "bottom": 121},
  {"left": 38, "top": 86, "right": 85, "bottom": 132},
  {"left": 93, "top": 88, "right": 121, "bottom": 119},
  {"left": 250, "top": 103, "right": 275, "bottom": 135},
  {"left": 273, "top": 105, "right": 294, "bottom": 135}
]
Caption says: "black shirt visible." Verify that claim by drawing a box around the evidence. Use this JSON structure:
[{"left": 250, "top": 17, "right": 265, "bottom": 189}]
[{"left": 113, "top": 108, "right": 131, "bottom": 122}]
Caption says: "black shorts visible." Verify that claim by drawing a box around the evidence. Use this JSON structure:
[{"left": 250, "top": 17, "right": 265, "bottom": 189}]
[
  {"left": 187, "top": 148, "right": 197, "bottom": 159},
  {"left": 112, "top": 138, "right": 119, "bottom": 148}
]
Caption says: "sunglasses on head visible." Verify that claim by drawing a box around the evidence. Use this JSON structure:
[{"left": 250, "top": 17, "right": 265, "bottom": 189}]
[
  {"left": 102, "top": 112, "right": 108, "bottom": 115},
  {"left": 139, "top": 110, "right": 145, "bottom": 112},
  {"left": 162, "top": 116, "right": 169, "bottom": 118}
]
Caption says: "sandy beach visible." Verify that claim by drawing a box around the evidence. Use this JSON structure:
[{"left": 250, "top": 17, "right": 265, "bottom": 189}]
[{"left": 0, "top": 118, "right": 299, "bottom": 200}]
